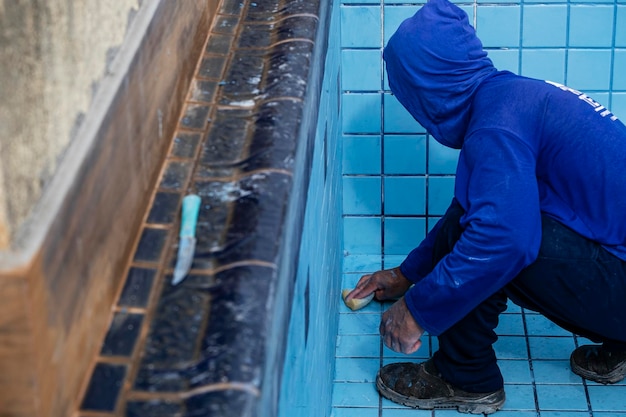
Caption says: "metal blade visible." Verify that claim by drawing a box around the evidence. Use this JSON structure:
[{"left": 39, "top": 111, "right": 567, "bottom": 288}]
[{"left": 172, "top": 237, "right": 196, "bottom": 285}]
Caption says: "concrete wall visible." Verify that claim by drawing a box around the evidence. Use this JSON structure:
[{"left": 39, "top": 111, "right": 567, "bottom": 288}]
[{"left": 0, "top": 0, "right": 141, "bottom": 248}]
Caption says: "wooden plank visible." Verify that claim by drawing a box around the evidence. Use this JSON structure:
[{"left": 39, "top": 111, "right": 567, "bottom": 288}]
[{"left": 0, "top": 1, "right": 216, "bottom": 416}]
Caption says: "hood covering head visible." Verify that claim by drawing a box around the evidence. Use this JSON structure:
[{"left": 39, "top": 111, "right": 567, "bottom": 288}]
[{"left": 383, "top": 0, "right": 496, "bottom": 149}]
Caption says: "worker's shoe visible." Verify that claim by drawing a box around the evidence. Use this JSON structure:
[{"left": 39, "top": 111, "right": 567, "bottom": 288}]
[
  {"left": 376, "top": 359, "right": 505, "bottom": 414},
  {"left": 570, "top": 345, "right": 626, "bottom": 384}
]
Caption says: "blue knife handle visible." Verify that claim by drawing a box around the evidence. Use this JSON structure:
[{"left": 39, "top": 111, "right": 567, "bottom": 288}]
[{"left": 180, "top": 194, "right": 201, "bottom": 238}]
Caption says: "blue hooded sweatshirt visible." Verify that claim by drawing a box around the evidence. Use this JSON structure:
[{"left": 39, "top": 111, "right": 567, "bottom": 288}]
[{"left": 384, "top": 0, "right": 626, "bottom": 336}]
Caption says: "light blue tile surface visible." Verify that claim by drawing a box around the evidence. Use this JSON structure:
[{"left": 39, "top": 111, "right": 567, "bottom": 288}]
[
  {"left": 343, "top": 93, "right": 382, "bottom": 134},
  {"left": 427, "top": 177, "right": 455, "bottom": 216},
  {"left": 476, "top": 5, "right": 521, "bottom": 48},
  {"left": 384, "top": 135, "right": 427, "bottom": 175},
  {"left": 384, "top": 177, "right": 426, "bottom": 215},
  {"left": 569, "top": 5, "right": 614, "bottom": 48},
  {"left": 343, "top": 177, "right": 382, "bottom": 215},
  {"left": 384, "top": 217, "right": 426, "bottom": 255},
  {"left": 521, "top": 49, "right": 566, "bottom": 83},
  {"left": 535, "top": 384, "right": 589, "bottom": 411},
  {"left": 383, "top": 93, "right": 425, "bottom": 133},
  {"left": 614, "top": 50, "right": 626, "bottom": 91},
  {"left": 341, "top": 6, "right": 381, "bottom": 48},
  {"left": 428, "top": 138, "right": 460, "bottom": 175},
  {"left": 343, "top": 135, "right": 381, "bottom": 175},
  {"left": 522, "top": 5, "right": 567, "bottom": 47},
  {"left": 488, "top": 49, "right": 520, "bottom": 73},
  {"left": 567, "top": 49, "right": 612, "bottom": 91},
  {"left": 344, "top": 216, "right": 382, "bottom": 254},
  {"left": 334, "top": 1, "right": 624, "bottom": 416},
  {"left": 342, "top": 49, "right": 382, "bottom": 92}
]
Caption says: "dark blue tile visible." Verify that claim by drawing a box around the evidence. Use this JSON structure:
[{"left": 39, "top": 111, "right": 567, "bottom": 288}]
[
  {"left": 118, "top": 267, "right": 156, "bottom": 308},
  {"left": 100, "top": 312, "right": 144, "bottom": 357},
  {"left": 159, "top": 161, "right": 192, "bottom": 191},
  {"left": 172, "top": 132, "right": 201, "bottom": 159},
  {"left": 184, "top": 389, "right": 256, "bottom": 417},
  {"left": 133, "top": 228, "right": 168, "bottom": 263},
  {"left": 180, "top": 104, "right": 211, "bottom": 130},
  {"left": 147, "top": 192, "right": 181, "bottom": 225},
  {"left": 125, "top": 400, "right": 183, "bottom": 417},
  {"left": 80, "top": 363, "right": 127, "bottom": 412}
]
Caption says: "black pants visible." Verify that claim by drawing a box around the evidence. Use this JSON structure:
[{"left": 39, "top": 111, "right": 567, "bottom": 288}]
[{"left": 431, "top": 201, "right": 626, "bottom": 393}]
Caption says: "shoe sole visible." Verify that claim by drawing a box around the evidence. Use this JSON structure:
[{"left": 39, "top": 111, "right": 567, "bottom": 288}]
[
  {"left": 376, "top": 374, "right": 505, "bottom": 415},
  {"left": 570, "top": 356, "right": 626, "bottom": 384}
]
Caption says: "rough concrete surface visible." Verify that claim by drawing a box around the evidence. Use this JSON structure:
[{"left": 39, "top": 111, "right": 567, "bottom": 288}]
[{"left": 0, "top": 0, "right": 142, "bottom": 248}]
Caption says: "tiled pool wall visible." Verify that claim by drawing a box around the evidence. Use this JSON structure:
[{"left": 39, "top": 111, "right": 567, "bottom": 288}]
[{"left": 282, "top": 0, "right": 625, "bottom": 416}]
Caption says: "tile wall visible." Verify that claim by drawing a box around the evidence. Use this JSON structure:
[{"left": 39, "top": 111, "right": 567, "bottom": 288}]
[{"left": 335, "top": 0, "right": 626, "bottom": 416}]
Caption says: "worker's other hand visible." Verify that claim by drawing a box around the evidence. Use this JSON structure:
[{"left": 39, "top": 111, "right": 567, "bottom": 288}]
[
  {"left": 346, "top": 267, "right": 412, "bottom": 302},
  {"left": 380, "top": 297, "right": 424, "bottom": 354}
]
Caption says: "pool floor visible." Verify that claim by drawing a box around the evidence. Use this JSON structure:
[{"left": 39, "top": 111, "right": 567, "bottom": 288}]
[{"left": 332, "top": 257, "right": 626, "bottom": 417}]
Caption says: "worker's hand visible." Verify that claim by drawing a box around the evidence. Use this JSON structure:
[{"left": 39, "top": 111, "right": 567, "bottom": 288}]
[
  {"left": 345, "top": 267, "right": 412, "bottom": 302},
  {"left": 380, "top": 297, "right": 424, "bottom": 354}
]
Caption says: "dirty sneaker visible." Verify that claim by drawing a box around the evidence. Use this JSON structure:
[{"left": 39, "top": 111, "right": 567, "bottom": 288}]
[
  {"left": 376, "top": 359, "right": 505, "bottom": 414},
  {"left": 570, "top": 345, "right": 626, "bottom": 384}
]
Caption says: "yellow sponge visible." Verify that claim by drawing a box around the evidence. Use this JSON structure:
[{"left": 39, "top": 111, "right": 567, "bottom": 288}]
[{"left": 342, "top": 289, "right": 375, "bottom": 311}]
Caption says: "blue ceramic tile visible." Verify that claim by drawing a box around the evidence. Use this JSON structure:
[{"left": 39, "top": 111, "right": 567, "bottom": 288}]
[
  {"left": 476, "top": 6, "right": 521, "bottom": 48},
  {"left": 594, "top": 413, "right": 626, "bottom": 417},
  {"left": 384, "top": 135, "right": 427, "bottom": 175},
  {"left": 384, "top": 177, "right": 426, "bottom": 215},
  {"left": 496, "top": 313, "right": 525, "bottom": 336},
  {"left": 535, "top": 384, "right": 588, "bottom": 411},
  {"left": 334, "top": 358, "right": 380, "bottom": 383},
  {"left": 336, "top": 334, "right": 381, "bottom": 358},
  {"left": 588, "top": 385, "right": 626, "bottom": 411},
  {"left": 343, "top": 177, "right": 382, "bottom": 215},
  {"left": 332, "top": 407, "right": 379, "bottom": 417},
  {"left": 344, "top": 217, "right": 382, "bottom": 255},
  {"left": 540, "top": 413, "right": 590, "bottom": 417},
  {"left": 343, "top": 255, "right": 383, "bottom": 274},
  {"left": 521, "top": 49, "right": 566, "bottom": 84},
  {"left": 118, "top": 267, "right": 156, "bottom": 308},
  {"left": 617, "top": 6, "right": 626, "bottom": 47},
  {"left": 532, "top": 360, "right": 582, "bottom": 384},
  {"left": 498, "top": 359, "right": 532, "bottom": 384},
  {"left": 569, "top": 5, "right": 614, "bottom": 48},
  {"left": 383, "top": 255, "right": 406, "bottom": 270},
  {"left": 383, "top": 94, "right": 426, "bottom": 134},
  {"left": 343, "top": 135, "right": 382, "bottom": 175},
  {"left": 343, "top": 0, "right": 380, "bottom": 3},
  {"left": 81, "top": 363, "right": 127, "bottom": 411},
  {"left": 567, "top": 50, "right": 612, "bottom": 91},
  {"left": 525, "top": 314, "right": 572, "bottom": 337},
  {"left": 428, "top": 137, "right": 460, "bottom": 174},
  {"left": 458, "top": 5, "right": 475, "bottom": 25},
  {"left": 381, "top": 408, "right": 432, "bottom": 416},
  {"left": 339, "top": 313, "right": 382, "bottom": 335},
  {"left": 384, "top": 217, "right": 426, "bottom": 256},
  {"left": 614, "top": 50, "right": 626, "bottom": 91},
  {"left": 488, "top": 49, "right": 520, "bottom": 74},
  {"left": 612, "top": 93, "right": 626, "bottom": 120},
  {"left": 501, "top": 384, "right": 536, "bottom": 411},
  {"left": 383, "top": 5, "right": 422, "bottom": 45},
  {"left": 342, "top": 49, "right": 383, "bottom": 92},
  {"left": 428, "top": 177, "right": 455, "bottom": 216},
  {"left": 343, "top": 93, "right": 382, "bottom": 134},
  {"left": 100, "top": 313, "right": 144, "bottom": 357},
  {"left": 494, "top": 336, "right": 529, "bottom": 360},
  {"left": 522, "top": 5, "right": 567, "bottom": 47},
  {"left": 332, "top": 382, "right": 380, "bottom": 407},
  {"left": 341, "top": 6, "right": 382, "bottom": 48},
  {"left": 528, "top": 336, "right": 575, "bottom": 360},
  {"left": 593, "top": 92, "right": 611, "bottom": 109}
]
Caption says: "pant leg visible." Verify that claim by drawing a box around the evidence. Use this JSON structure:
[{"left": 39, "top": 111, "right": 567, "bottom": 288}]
[
  {"left": 429, "top": 201, "right": 508, "bottom": 392},
  {"left": 505, "top": 215, "right": 626, "bottom": 349}
]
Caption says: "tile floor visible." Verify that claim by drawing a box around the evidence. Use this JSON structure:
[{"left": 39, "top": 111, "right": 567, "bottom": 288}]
[{"left": 332, "top": 257, "right": 626, "bottom": 417}]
